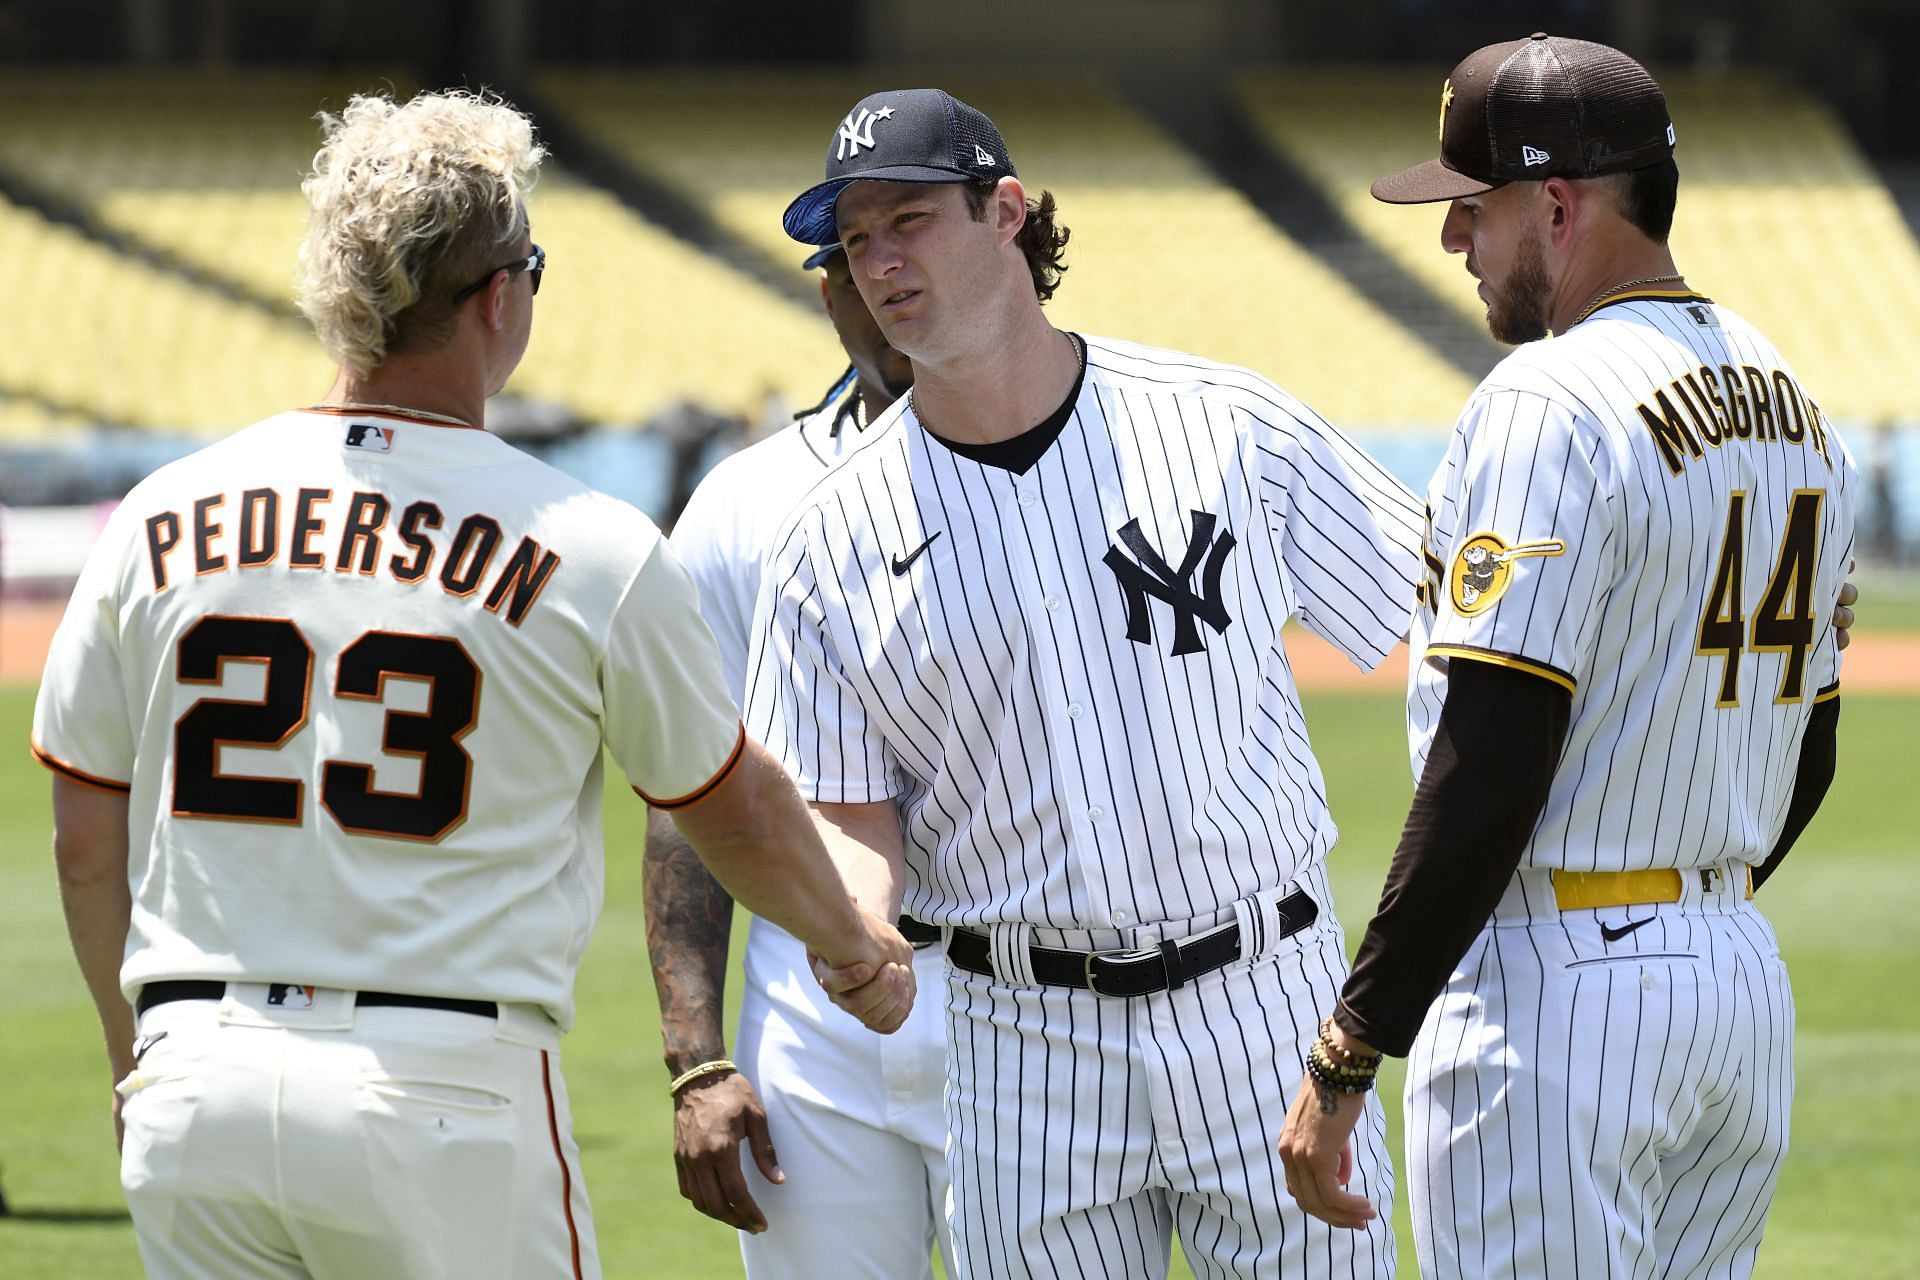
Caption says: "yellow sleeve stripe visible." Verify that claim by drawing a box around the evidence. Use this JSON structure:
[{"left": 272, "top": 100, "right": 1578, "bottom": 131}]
[
  {"left": 1426, "top": 644, "right": 1577, "bottom": 695},
  {"left": 1813, "top": 682, "right": 1841, "bottom": 704}
]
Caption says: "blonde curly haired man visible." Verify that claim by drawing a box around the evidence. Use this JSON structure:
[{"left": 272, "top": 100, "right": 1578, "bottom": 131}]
[{"left": 34, "top": 88, "right": 913, "bottom": 1280}]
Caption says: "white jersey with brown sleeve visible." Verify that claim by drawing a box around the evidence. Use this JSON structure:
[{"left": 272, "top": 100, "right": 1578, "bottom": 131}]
[
  {"left": 31, "top": 406, "right": 744, "bottom": 1032},
  {"left": 1407, "top": 291, "right": 1857, "bottom": 874}
]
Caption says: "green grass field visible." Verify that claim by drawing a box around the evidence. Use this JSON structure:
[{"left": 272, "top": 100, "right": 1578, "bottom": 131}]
[{"left": 1, "top": 684, "right": 1915, "bottom": 1277}]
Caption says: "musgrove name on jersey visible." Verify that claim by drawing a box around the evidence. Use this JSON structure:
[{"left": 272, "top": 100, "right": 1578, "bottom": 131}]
[
  {"left": 140, "top": 486, "right": 561, "bottom": 625},
  {"left": 1636, "top": 358, "right": 1836, "bottom": 477}
]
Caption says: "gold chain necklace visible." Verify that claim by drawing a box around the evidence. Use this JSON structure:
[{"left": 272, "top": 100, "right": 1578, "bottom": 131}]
[
  {"left": 310, "top": 400, "right": 477, "bottom": 429},
  {"left": 1572, "top": 273, "right": 1687, "bottom": 325}
]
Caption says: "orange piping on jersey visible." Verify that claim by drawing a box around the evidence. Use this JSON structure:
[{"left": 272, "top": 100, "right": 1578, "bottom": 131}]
[
  {"left": 1426, "top": 644, "right": 1577, "bottom": 696},
  {"left": 633, "top": 722, "right": 747, "bottom": 810},
  {"left": 31, "top": 742, "right": 132, "bottom": 794},
  {"left": 1571, "top": 289, "right": 1712, "bottom": 328},
  {"left": 541, "top": 1050, "right": 586, "bottom": 1280},
  {"left": 298, "top": 405, "right": 484, "bottom": 430}
]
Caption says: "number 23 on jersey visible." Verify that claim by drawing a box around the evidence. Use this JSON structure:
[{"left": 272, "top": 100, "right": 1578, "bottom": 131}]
[{"left": 172, "top": 615, "right": 480, "bottom": 841}]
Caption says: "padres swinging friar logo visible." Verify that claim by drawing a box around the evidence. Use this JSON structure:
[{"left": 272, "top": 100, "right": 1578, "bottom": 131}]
[{"left": 1450, "top": 532, "right": 1565, "bottom": 616}]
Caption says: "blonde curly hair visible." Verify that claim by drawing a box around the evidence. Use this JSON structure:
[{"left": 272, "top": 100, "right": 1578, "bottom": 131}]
[{"left": 297, "top": 89, "right": 546, "bottom": 375}]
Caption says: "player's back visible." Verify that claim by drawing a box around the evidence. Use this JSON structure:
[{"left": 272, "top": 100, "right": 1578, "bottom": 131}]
[
  {"left": 36, "top": 408, "right": 687, "bottom": 1028},
  {"left": 1420, "top": 294, "right": 1856, "bottom": 871}
]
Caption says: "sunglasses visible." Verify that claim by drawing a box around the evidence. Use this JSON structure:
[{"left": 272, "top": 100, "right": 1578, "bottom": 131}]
[{"left": 451, "top": 244, "right": 545, "bottom": 304}]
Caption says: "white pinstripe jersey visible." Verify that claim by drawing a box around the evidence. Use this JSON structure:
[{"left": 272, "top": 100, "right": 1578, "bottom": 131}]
[
  {"left": 747, "top": 335, "right": 1423, "bottom": 932},
  {"left": 1408, "top": 292, "right": 1857, "bottom": 873},
  {"left": 31, "top": 408, "right": 744, "bottom": 1031}
]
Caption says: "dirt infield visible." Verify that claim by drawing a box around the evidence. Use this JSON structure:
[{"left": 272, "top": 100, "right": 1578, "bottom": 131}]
[{"left": 4, "top": 599, "right": 1915, "bottom": 691}]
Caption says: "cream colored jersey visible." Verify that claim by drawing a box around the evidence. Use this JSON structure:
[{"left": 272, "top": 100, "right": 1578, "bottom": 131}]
[
  {"left": 1408, "top": 291, "right": 1856, "bottom": 873},
  {"left": 32, "top": 407, "right": 743, "bottom": 1031}
]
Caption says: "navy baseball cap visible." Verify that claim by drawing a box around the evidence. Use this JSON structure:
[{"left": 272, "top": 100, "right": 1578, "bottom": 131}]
[
  {"left": 801, "top": 242, "right": 844, "bottom": 270},
  {"left": 782, "top": 88, "right": 1017, "bottom": 246}
]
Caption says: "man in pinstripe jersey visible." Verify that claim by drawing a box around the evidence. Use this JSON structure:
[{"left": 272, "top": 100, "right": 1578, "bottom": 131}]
[
  {"left": 751, "top": 87, "right": 1415, "bottom": 1278},
  {"left": 1279, "top": 36, "right": 1855, "bottom": 1279}
]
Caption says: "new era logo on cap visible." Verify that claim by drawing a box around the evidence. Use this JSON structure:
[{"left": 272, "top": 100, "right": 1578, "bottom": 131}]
[
  {"left": 1522, "top": 145, "right": 1551, "bottom": 166},
  {"left": 973, "top": 143, "right": 994, "bottom": 166}
]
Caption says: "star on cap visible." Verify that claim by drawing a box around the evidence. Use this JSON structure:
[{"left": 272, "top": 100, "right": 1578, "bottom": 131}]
[{"left": 875, "top": 107, "right": 894, "bottom": 119}]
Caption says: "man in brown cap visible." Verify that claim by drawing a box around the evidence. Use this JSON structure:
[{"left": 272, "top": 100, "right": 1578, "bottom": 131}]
[{"left": 1278, "top": 34, "right": 1856, "bottom": 1278}]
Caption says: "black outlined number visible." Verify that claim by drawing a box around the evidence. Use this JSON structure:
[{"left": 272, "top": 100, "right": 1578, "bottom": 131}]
[
  {"left": 323, "top": 633, "right": 481, "bottom": 841},
  {"left": 171, "top": 619, "right": 480, "bottom": 839}
]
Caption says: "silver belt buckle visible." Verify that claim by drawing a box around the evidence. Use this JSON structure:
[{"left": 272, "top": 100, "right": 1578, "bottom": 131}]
[{"left": 1083, "top": 945, "right": 1160, "bottom": 995}]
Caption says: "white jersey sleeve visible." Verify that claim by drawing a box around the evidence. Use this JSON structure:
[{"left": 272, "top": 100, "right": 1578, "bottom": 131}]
[
  {"left": 602, "top": 541, "right": 744, "bottom": 808},
  {"left": 1422, "top": 389, "right": 1617, "bottom": 694},
  {"left": 32, "top": 502, "right": 141, "bottom": 788},
  {"left": 1258, "top": 409, "right": 1423, "bottom": 670},
  {"left": 746, "top": 514, "right": 897, "bottom": 805},
  {"left": 669, "top": 462, "right": 762, "bottom": 705}
]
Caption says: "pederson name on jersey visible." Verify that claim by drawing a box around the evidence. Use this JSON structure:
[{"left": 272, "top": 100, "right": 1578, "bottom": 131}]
[{"left": 139, "top": 486, "right": 561, "bottom": 625}]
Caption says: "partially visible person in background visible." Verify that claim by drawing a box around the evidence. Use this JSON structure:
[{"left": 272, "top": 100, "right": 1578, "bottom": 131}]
[
  {"left": 644, "top": 239, "right": 954, "bottom": 1278},
  {"left": 32, "top": 88, "right": 910, "bottom": 1280}
]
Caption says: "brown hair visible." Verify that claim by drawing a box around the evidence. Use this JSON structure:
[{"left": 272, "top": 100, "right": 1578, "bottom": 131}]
[{"left": 963, "top": 178, "right": 1070, "bottom": 304}]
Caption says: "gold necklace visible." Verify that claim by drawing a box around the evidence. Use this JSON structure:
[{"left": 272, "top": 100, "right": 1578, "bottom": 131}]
[
  {"left": 1572, "top": 273, "right": 1687, "bottom": 325},
  {"left": 310, "top": 400, "right": 477, "bottom": 429}
]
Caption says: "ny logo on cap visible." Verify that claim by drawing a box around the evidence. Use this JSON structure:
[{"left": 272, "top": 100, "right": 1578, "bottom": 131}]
[
  {"left": 1522, "top": 145, "right": 1551, "bottom": 167},
  {"left": 836, "top": 105, "right": 895, "bottom": 161}
]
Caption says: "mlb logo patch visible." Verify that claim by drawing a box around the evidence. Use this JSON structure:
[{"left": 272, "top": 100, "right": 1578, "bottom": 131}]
[
  {"left": 344, "top": 422, "right": 394, "bottom": 453},
  {"left": 267, "top": 983, "right": 318, "bottom": 1009}
]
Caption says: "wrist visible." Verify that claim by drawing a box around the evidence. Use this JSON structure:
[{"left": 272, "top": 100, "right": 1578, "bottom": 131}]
[
  {"left": 1323, "top": 1017, "right": 1379, "bottom": 1061},
  {"left": 663, "top": 1042, "right": 729, "bottom": 1077}
]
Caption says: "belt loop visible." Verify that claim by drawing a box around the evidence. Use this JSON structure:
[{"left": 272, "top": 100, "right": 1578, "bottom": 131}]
[
  {"left": 1232, "top": 890, "right": 1282, "bottom": 962},
  {"left": 987, "top": 921, "right": 1035, "bottom": 987}
]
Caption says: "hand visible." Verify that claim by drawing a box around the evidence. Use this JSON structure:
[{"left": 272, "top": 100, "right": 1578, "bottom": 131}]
[
  {"left": 1276, "top": 1072, "right": 1378, "bottom": 1231},
  {"left": 1835, "top": 566, "right": 1858, "bottom": 651},
  {"left": 673, "top": 1069, "right": 781, "bottom": 1233},
  {"left": 808, "top": 906, "right": 916, "bottom": 1033}
]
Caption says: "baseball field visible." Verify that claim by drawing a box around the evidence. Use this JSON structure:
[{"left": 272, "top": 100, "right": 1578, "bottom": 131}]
[{"left": 2, "top": 610, "right": 1916, "bottom": 1277}]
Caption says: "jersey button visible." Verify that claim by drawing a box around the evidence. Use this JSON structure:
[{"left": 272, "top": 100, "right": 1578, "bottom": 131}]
[
  {"left": 1017, "top": 489, "right": 1036, "bottom": 508},
  {"left": 1066, "top": 703, "right": 1082, "bottom": 719},
  {"left": 1045, "top": 596, "right": 1061, "bottom": 610},
  {"left": 1087, "top": 806, "right": 1104, "bottom": 822},
  {"left": 1112, "top": 908, "right": 1133, "bottom": 926}
]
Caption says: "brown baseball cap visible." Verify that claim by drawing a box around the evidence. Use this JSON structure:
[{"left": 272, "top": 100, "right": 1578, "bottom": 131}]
[{"left": 1372, "top": 33, "right": 1675, "bottom": 204}]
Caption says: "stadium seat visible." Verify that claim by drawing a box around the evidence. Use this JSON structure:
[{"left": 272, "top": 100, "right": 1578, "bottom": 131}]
[
  {"left": 1236, "top": 69, "right": 1920, "bottom": 425},
  {"left": 542, "top": 70, "right": 1477, "bottom": 429}
]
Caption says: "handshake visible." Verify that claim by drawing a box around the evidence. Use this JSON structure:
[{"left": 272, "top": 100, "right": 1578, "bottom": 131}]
[{"left": 807, "top": 905, "right": 918, "bottom": 1034}]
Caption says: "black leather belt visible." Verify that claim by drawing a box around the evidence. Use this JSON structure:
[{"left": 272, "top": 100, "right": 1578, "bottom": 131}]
[
  {"left": 135, "top": 980, "right": 496, "bottom": 1019},
  {"left": 947, "top": 889, "right": 1318, "bottom": 997},
  {"left": 897, "top": 915, "right": 942, "bottom": 949}
]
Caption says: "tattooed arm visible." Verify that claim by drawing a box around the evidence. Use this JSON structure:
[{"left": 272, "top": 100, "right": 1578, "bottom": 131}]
[{"left": 643, "top": 808, "right": 782, "bottom": 1233}]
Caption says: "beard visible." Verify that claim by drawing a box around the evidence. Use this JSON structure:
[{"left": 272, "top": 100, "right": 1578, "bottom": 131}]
[{"left": 1485, "top": 228, "right": 1552, "bottom": 344}]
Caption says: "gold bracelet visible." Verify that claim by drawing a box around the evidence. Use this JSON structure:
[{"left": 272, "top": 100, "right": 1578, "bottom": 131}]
[{"left": 667, "top": 1058, "right": 738, "bottom": 1097}]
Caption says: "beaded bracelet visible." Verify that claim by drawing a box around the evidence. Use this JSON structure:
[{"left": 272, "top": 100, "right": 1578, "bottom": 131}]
[
  {"left": 1306, "top": 1030, "right": 1380, "bottom": 1094},
  {"left": 667, "top": 1058, "right": 738, "bottom": 1097}
]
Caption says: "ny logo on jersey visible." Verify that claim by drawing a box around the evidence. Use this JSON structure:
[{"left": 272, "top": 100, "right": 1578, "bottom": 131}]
[
  {"left": 835, "top": 105, "right": 895, "bottom": 161},
  {"left": 1103, "top": 511, "right": 1236, "bottom": 656}
]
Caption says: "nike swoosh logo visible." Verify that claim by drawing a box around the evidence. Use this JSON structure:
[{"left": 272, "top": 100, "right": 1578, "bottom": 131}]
[
  {"left": 1599, "top": 917, "right": 1654, "bottom": 943},
  {"left": 890, "top": 531, "right": 942, "bottom": 577}
]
